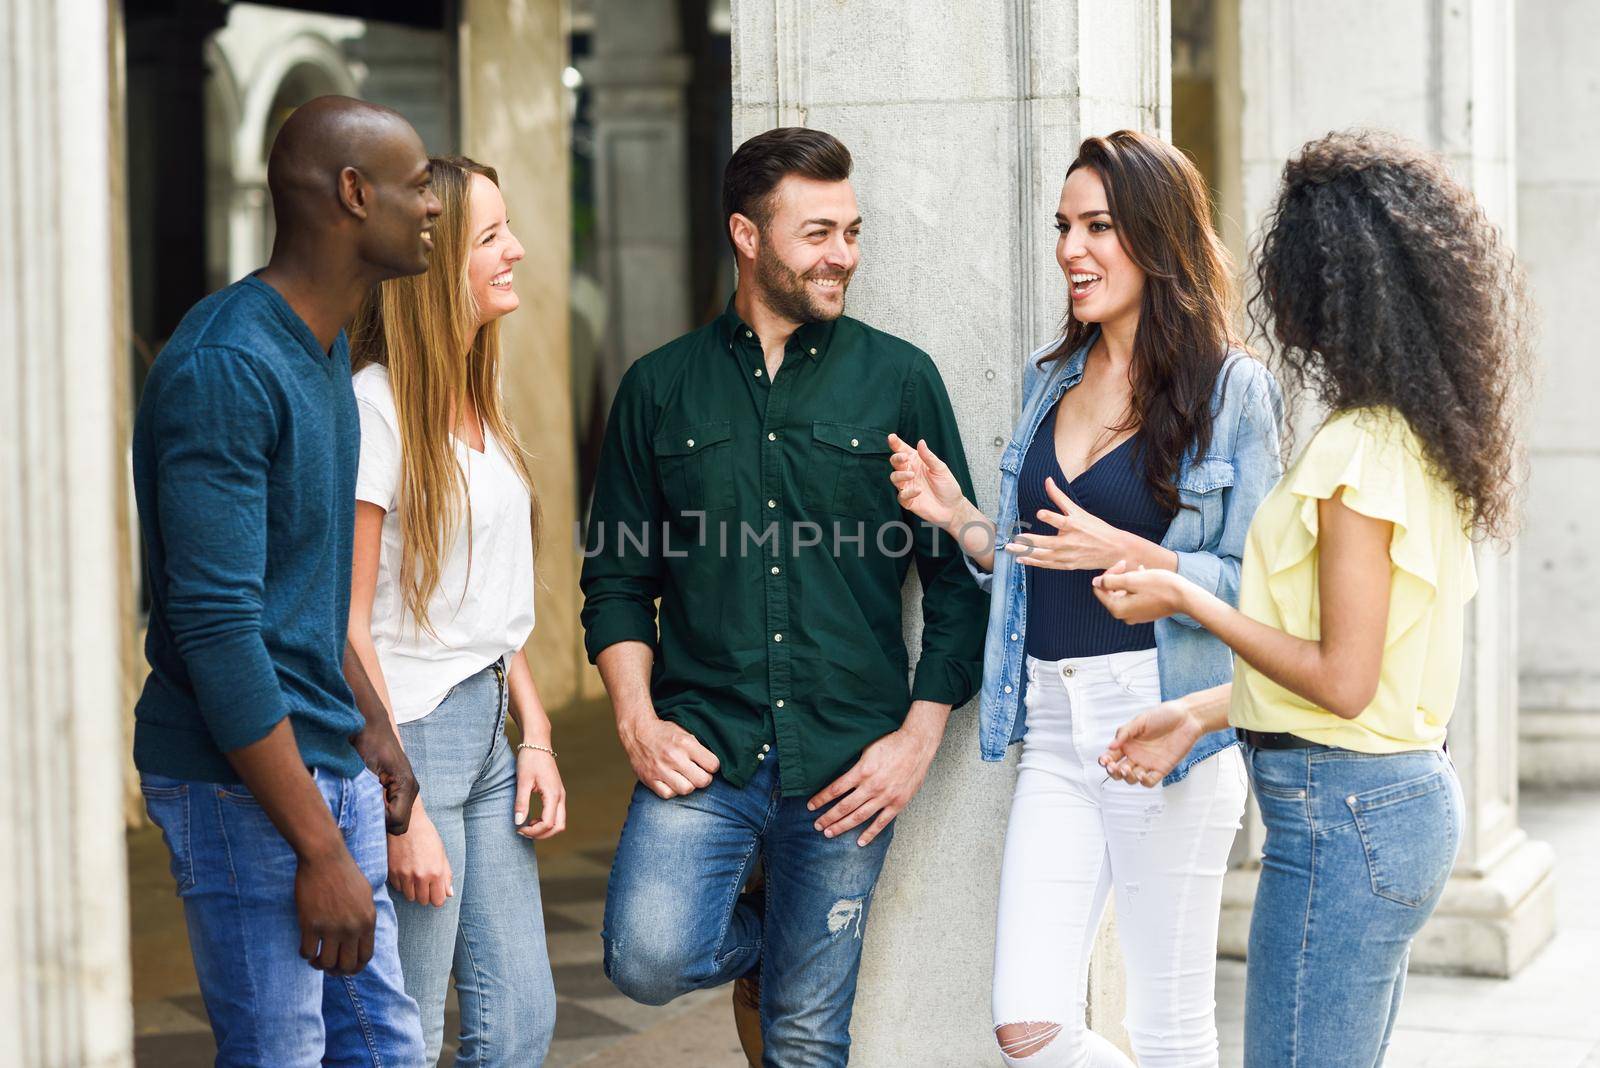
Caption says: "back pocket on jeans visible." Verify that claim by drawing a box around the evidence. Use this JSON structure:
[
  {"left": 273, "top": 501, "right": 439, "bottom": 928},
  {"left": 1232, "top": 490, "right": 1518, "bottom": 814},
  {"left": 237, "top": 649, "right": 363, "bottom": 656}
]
[{"left": 1347, "top": 769, "right": 1458, "bottom": 907}]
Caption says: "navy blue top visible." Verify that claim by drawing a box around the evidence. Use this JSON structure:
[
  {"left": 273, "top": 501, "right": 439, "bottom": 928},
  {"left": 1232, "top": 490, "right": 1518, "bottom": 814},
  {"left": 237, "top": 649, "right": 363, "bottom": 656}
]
[
  {"left": 1019, "top": 399, "right": 1176, "bottom": 661},
  {"left": 131, "top": 275, "right": 364, "bottom": 783}
]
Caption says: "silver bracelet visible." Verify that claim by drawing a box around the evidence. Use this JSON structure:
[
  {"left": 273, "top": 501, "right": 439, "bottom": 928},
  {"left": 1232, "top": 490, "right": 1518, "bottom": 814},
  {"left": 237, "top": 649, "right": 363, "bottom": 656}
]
[{"left": 517, "top": 742, "right": 557, "bottom": 758}]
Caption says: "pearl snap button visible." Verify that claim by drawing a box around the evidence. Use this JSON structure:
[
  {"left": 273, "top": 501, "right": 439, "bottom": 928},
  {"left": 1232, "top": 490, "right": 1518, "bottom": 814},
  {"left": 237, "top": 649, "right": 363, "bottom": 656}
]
[
  {"left": 755, "top": 369, "right": 762, "bottom": 377},
  {"left": 745, "top": 330, "right": 753, "bottom": 338},
  {"left": 851, "top": 438, "right": 860, "bottom": 447},
  {"left": 767, "top": 499, "right": 777, "bottom": 509},
  {"left": 776, "top": 700, "right": 785, "bottom": 708},
  {"left": 809, "top": 348, "right": 817, "bottom": 355},
  {"left": 768, "top": 432, "right": 777, "bottom": 441},
  {"left": 773, "top": 633, "right": 783, "bottom": 642},
  {"left": 1003, "top": 685, "right": 1013, "bottom": 694},
  {"left": 686, "top": 439, "right": 695, "bottom": 447}
]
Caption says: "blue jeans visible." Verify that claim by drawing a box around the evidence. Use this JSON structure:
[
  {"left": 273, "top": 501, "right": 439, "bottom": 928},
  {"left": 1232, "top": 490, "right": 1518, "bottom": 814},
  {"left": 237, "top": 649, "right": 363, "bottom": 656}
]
[
  {"left": 141, "top": 768, "right": 425, "bottom": 1067},
  {"left": 392, "top": 662, "right": 556, "bottom": 1067},
  {"left": 602, "top": 753, "right": 893, "bottom": 1068},
  {"left": 1243, "top": 744, "right": 1463, "bottom": 1067}
]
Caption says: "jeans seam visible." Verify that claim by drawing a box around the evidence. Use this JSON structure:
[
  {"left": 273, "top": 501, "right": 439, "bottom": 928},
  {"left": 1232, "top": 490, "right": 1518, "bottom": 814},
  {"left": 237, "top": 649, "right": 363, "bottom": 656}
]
[
  {"left": 711, "top": 836, "right": 764, "bottom": 969},
  {"left": 213, "top": 788, "right": 267, "bottom": 1065},
  {"left": 459, "top": 913, "right": 491, "bottom": 1062},
  {"left": 1292, "top": 772, "right": 1316, "bottom": 1068},
  {"left": 337, "top": 972, "right": 385, "bottom": 1066}
]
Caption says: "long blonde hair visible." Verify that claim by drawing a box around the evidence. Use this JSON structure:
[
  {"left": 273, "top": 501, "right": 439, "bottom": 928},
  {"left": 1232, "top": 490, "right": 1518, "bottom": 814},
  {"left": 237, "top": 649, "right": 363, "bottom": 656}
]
[{"left": 350, "top": 155, "right": 542, "bottom": 637}]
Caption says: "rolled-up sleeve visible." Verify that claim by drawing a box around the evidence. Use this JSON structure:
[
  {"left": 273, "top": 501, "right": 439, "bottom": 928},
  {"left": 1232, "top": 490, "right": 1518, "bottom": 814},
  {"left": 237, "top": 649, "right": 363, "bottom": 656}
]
[{"left": 580, "top": 361, "right": 666, "bottom": 662}]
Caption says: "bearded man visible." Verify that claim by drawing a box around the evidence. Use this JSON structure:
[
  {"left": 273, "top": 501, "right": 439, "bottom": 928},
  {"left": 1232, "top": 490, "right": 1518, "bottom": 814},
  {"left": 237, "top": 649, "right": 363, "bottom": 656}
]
[{"left": 580, "top": 126, "right": 987, "bottom": 1066}]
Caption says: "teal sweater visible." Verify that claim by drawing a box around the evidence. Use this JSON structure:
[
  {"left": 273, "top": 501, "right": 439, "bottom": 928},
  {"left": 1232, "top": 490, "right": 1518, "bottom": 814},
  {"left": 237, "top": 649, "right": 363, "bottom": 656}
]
[{"left": 132, "top": 275, "right": 363, "bottom": 783}]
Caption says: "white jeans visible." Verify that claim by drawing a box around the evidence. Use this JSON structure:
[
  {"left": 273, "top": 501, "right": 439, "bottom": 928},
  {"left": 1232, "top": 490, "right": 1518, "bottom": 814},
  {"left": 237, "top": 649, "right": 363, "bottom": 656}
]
[{"left": 992, "top": 650, "right": 1247, "bottom": 1067}]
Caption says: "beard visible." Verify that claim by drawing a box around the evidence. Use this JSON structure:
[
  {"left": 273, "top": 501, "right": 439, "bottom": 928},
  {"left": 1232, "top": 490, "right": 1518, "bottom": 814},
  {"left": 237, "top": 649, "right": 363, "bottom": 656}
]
[{"left": 754, "top": 240, "right": 851, "bottom": 324}]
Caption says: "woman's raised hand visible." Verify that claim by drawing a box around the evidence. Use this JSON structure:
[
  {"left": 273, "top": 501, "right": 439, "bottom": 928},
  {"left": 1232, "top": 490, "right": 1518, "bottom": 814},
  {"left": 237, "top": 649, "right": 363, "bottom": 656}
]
[{"left": 887, "top": 432, "right": 966, "bottom": 530}]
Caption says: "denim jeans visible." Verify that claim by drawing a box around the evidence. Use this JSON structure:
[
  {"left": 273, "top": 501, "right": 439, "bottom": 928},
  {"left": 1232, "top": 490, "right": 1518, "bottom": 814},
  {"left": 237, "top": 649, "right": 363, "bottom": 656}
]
[
  {"left": 1243, "top": 743, "right": 1463, "bottom": 1067},
  {"left": 602, "top": 753, "right": 893, "bottom": 1068},
  {"left": 392, "top": 661, "right": 556, "bottom": 1067},
  {"left": 141, "top": 768, "right": 424, "bottom": 1067}
]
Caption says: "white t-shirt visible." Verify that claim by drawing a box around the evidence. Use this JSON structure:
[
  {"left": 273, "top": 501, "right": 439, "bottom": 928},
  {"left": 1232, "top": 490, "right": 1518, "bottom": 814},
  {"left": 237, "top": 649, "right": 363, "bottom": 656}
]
[{"left": 353, "top": 364, "right": 536, "bottom": 724}]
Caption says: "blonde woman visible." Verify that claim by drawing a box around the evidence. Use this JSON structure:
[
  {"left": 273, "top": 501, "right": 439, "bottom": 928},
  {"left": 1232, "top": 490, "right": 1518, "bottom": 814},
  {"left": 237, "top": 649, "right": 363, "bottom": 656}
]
[{"left": 348, "top": 155, "right": 564, "bottom": 1067}]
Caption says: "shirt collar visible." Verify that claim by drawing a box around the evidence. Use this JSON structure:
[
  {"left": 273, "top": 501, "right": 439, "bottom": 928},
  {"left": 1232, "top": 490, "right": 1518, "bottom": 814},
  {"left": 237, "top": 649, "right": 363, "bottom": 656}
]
[{"left": 718, "top": 294, "right": 837, "bottom": 361}]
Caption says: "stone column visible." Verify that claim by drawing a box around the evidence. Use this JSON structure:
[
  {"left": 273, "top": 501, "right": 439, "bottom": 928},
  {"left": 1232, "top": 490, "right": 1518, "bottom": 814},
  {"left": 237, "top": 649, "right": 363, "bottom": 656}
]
[
  {"left": 0, "top": 0, "right": 134, "bottom": 1063},
  {"left": 731, "top": 2, "right": 1169, "bottom": 1059},
  {"left": 459, "top": 0, "right": 587, "bottom": 711},
  {"left": 580, "top": 0, "right": 695, "bottom": 400},
  {"left": 1514, "top": 1, "right": 1600, "bottom": 787},
  {"left": 1217, "top": 0, "right": 1554, "bottom": 977}
]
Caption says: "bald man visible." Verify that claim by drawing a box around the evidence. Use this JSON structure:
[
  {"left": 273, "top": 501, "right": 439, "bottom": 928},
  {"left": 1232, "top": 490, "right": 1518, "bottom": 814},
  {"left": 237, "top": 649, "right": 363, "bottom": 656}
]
[{"left": 132, "top": 96, "right": 439, "bottom": 1065}]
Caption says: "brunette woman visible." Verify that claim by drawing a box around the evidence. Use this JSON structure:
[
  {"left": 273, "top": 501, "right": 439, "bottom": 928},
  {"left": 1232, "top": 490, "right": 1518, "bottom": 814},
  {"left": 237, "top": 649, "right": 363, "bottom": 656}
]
[{"left": 890, "top": 129, "right": 1282, "bottom": 1066}]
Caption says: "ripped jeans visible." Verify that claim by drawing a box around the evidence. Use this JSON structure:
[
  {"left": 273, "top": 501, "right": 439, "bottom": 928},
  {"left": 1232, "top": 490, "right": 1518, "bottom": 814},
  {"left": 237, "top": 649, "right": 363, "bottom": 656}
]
[
  {"left": 992, "top": 651, "right": 1247, "bottom": 1067},
  {"left": 602, "top": 750, "right": 892, "bottom": 1068}
]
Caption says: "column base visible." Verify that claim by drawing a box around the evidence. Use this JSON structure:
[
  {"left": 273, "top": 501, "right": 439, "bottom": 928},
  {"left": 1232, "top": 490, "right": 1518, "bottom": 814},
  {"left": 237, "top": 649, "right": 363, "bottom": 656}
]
[
  {"left": 1520, "top": 708, "right": 1600, "bottom": 787},
  {"left": 1218, "top": 831, "right": 1556, "bottom": 978}
]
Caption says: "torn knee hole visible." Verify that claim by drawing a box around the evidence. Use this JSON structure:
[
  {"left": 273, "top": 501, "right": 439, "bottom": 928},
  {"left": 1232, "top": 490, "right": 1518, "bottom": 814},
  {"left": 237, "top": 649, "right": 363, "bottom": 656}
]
[{"left": 996, "top": 1021, "right": 1062, "bottom": 1059}]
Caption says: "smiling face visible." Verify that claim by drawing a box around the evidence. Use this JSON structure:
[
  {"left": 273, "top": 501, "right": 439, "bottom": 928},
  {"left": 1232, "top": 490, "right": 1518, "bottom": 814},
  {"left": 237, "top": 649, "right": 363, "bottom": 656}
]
[
  {"left": 749, "top": 175, "right": 861, "bottom": 325},
  {"left": 359, "top": 124, "right": 443, "bottom": 278},
  {"left": 1056, "top": 166, "right": 1145, "bottom": 333},
  {"left": 464, "top": 172, "right": 525, "bottom": 328}
]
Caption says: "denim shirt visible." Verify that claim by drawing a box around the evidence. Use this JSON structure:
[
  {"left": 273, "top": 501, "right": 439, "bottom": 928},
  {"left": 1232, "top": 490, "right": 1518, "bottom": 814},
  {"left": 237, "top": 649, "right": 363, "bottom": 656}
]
[{"left": 970, "top": 332, "right": 1283, "bottom": 784}]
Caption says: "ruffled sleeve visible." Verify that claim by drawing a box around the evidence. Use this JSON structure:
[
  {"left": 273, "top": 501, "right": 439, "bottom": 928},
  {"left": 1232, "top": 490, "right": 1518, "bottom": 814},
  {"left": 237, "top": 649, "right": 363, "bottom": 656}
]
[{"left": 1260, "top": 408, "right": 1469, "bottom": 646}]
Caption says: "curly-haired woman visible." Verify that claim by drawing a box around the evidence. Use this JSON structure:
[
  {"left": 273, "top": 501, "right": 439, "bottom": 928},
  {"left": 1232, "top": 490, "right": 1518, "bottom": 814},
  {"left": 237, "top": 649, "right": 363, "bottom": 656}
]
[{"left": 1093, "top": 130, "right": 1533, "bottom": 1067}]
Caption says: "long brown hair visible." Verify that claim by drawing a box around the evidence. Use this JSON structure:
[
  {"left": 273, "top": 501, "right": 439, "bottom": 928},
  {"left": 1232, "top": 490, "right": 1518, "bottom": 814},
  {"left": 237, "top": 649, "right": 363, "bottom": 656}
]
[
  {"left": 1250, "top": 130, "right": 1531, "bottom": 541},
  {"left": 1041, "top": 130, "right": 1238, "bottom": 513},
  {"left": 350, "top": 155, "right": 542, "bottom": 636}
]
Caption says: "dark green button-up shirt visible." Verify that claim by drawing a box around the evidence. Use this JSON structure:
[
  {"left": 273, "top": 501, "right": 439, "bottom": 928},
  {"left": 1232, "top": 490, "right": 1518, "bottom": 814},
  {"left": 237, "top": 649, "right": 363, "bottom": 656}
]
[{"left": 580, "top": 300, "right": 988, "bottom": 796}]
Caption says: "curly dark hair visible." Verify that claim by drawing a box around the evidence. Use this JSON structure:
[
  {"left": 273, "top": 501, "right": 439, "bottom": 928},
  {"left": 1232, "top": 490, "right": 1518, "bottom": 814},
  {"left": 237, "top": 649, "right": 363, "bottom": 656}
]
[{"left": 1250, "top": 130, "right": 1533, "bottom": 540}]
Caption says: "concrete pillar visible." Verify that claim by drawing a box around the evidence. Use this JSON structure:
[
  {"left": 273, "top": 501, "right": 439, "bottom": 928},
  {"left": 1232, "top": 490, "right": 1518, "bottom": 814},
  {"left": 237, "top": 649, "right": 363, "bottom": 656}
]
[
  {"left": 459, "top": 1, "right": 588, "bottom": 711},
  {"left": 580, "top": 0, "right": 695, "bottom": 399},
  {"left": 1217, "top": 0, "right": 1554, "bottom": 978},
  {"left": 0, "top": 0, "right": 134, "bottom": 1062},
  {"left": 731, "top": 2, "right": 1170, "bottom": 1059},
  {"left": 1514, "top": 1, "right": 1600, "bottom": 787}
]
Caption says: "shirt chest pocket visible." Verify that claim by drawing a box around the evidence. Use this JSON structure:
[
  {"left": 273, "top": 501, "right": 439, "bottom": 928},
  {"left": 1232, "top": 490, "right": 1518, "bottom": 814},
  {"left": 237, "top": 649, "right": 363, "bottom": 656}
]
[
  {"left": 1174, "top": 457, "right": 1235, "bottom": 549},
  {"left": 804, "top": 421, "right": 896, "bottom": 520},
  {"left": 655, "top": 420, "right": 736, "bottom": 514}
]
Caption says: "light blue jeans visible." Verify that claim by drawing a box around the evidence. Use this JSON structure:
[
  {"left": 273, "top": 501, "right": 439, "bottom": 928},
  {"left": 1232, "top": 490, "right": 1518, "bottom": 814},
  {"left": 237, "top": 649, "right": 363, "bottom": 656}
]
[
  {"left": 602, "top": 752, "right": 894, "bottom": 1068},
  {"left": 141, "top": 768, "right": 425, "bottom": 1067},
  {"left": 1244, "top": 743, "right": 1463, "bottom": 1067},
  {"left": 393, "top": 661, "right": 556, "bottom": 1067}
]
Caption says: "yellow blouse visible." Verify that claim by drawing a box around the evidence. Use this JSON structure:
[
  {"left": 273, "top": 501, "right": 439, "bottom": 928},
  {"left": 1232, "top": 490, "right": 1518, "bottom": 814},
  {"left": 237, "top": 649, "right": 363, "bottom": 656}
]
[{"left": 1229, "top": 407, "right": 1478, "bottom": 751}]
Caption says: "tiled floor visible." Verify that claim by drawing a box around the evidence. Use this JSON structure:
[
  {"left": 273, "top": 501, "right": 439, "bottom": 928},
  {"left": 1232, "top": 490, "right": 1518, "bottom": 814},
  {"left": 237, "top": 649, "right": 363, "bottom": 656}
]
[{"left": 130, "top": 774, "right": 1600, "bottom": 1066}]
